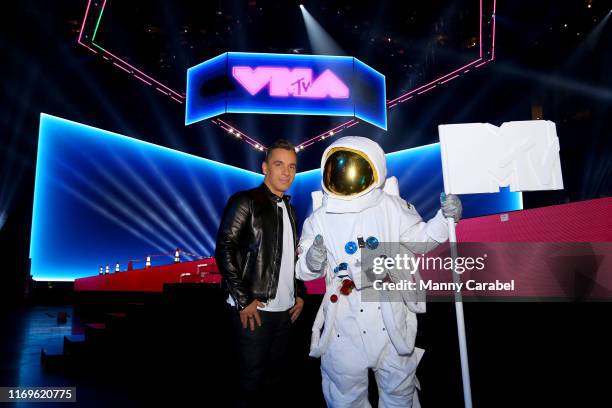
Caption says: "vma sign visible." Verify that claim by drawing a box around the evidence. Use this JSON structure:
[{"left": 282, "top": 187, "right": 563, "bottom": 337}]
[
  {"left": 232, "top": 67, "right": 349, "bottom": 99},
  {"left": 186, "top": 52, "right": 386, "bottom": 130}
]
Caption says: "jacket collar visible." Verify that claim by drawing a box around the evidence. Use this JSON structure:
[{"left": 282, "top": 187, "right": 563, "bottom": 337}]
[{"left": 259, "top": 183, "right": 291, "bottom": 204}]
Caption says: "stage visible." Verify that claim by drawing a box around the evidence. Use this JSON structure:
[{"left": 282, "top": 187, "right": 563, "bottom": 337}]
[
  {"left": 2, "top": 288, "right": 603, "bottom": 407},
  {"left": 1, "top": 1, "right": 610, "bottom": 406}
]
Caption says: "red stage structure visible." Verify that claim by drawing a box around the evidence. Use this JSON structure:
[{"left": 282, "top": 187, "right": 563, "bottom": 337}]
[
  {"left": 74, "top": 257, "right": 220, "bottom": 292},
  {"left": 74, "top": 198, "right": 611, "bottom": 295}
]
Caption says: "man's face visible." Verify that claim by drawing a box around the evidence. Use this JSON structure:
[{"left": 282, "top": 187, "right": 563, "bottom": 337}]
[{"left": 262, "top": 148, "right": 297, "bottom": 194}]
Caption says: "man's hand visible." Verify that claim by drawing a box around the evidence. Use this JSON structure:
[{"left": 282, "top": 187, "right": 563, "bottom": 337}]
[
  {"left": 239, "top": 300, "right": 265, "bottom": 331},
  {"left": 306, "top": 234, "right": 327, "bottom": 271},
  {"left": 289, "top": 297, "right": 304, "bottom": 323},
  {"left": 440, "top": 192, "right": 463, "bottom": 222}
]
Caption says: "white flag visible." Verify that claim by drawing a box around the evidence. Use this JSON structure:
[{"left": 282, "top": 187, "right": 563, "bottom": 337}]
[{"left": 439, "top": 120, "right": 564, "bottom": 194}]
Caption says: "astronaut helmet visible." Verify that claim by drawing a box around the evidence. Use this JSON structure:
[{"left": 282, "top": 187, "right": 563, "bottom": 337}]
[{"left": 321, "top": 136, "right": 387, "bottom": 200}]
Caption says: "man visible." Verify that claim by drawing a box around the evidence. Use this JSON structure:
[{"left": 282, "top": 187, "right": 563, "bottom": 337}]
[
  {"left": 296, "top": 136, "right": 462, "bottom": 407},
  {"left": 215, "top": 139, "right": 306, "bottom": 407}
]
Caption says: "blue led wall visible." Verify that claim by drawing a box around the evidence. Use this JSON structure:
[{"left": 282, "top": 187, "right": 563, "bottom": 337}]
[
  {"left": 31, "top": 114, "right": 263, "bottom": 281},
  {"left": 31, "top": 114, "right": 521, "bottom": 281},
  {"left": 185, "top": 52, "right": 387, "bottom": 130}
]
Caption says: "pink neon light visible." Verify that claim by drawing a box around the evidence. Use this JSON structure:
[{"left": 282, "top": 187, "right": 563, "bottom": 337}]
[
  {"left": 220, "top": 126, "right": 252, "bottom": 147},
  {"left": 387, "top": 58, "right": 482, "bottom": 105},
  {"left": 267, "top": 67, "right": 309, "bottom": 97},
  {"left": 99, "top": 47, "right": 183, "bottom": 99},
  {"left": 77, "top": 0, "right": 92, "bottom": 44},
  {"left": 297, "top": 0, "right": 492, "bottom": 148},
  {"left": 79, "top": 43, "right": 98, "bottom": 54},
  {"left": 77, "top": 0, "right": 185, "bottom": 102},
  {"left": 77, "top": 0, "right": 495, "bottom": 152},
  {"left": 232, "top": 66, "right": 349, "bottom": 99},
  {"left": 299, "top": 118, "right": 358, "bottom": 146},
  {"left": 236, "top": 0, "right": 492, "bottom": 149},
  {"left": 133, "top": 74, "right": 152, "bottom": 86},
  {"left": 217, "top": 119, "right": 266, "bottom": 148},
  {"left": 76, "top": 1, "right": 260, "bottom": 147},
  {"left": 480, "top": 0, "right": 483, "bottom": 58},
  {"left": 94, "top": 0, "right": 183, "bottom": 100},
  {"left": 306, "top": 69, "right": 349, "bottom": 98},
  {"left": 384, "top": 0, "right": 486, "bottom": 107},
  {"left": 113, "top": 62, "right": 131, "bottom": 74},
  {"left": 492, "top": 0, "right": 497, "bottom": 60},
  {"left": 232, "top": 66, "right": 278, "bottom": 96},
  {"left": 440, "top": 74, "right": 460, "bottom": 84},
  {"left": 417, "top": 85, "right": 437, "bottom": 95},
  {"left": 219, "top": 122, "right": 261, "bottom": 149}
]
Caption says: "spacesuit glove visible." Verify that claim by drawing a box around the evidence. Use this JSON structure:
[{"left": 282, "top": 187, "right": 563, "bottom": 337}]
[
  {"left": 440, "top": 192, "right": 463, "bottom": 222},
  {"left": 306, "top": 234, "right": 327, "bottom": 272}
]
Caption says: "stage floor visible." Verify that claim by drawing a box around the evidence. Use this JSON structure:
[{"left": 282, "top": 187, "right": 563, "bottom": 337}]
[{"left": 1, "top": 287, "right": 603, "bottom": 407}]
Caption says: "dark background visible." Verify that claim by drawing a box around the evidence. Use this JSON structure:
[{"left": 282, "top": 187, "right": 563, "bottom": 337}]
[{"left": 0, "top": 1, "right": 610, "bottom": 405}]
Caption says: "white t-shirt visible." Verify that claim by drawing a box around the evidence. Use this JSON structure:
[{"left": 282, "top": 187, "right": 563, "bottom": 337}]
[{"left": 226, "top": 200, "right": 296, "bottom": 312}]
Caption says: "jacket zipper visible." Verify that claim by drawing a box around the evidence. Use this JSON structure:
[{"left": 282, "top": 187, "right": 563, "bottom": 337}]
[
  {"left": 288, "top": 205, "right": 298, "bottom": 297},
  {"left": 267, "top": 202, "right": 281, "bottom": 299}
]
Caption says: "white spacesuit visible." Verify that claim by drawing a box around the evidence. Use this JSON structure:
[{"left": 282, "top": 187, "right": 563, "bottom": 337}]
[{"left": 296, "top": 136, "right": 462, "bottom": 408}]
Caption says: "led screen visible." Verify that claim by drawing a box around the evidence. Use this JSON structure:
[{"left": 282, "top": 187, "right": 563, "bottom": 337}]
[{"left": 31, "top": 114, "right": 521, "bottom": 280}]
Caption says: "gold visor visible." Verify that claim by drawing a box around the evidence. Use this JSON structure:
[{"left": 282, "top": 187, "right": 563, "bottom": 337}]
[{"left": 323, "top": 147, "right": 378, "bottom": 197}]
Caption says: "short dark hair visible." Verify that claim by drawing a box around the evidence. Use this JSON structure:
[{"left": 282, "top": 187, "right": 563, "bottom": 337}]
[{"left": 265, "top": 139, "right": 296, "bottom": 162}]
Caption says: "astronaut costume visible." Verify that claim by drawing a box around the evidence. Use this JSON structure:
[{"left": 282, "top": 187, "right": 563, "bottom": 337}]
[{"left": 296, "top": 136, "right": 462, "bottom": 408}]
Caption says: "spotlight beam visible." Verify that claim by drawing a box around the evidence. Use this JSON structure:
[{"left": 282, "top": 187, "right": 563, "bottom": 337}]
[
  {"left": 55, "top": 177, "right": 171, "bottom": 261},
  {"left": 54, "top": 160, "right": 175, "bottom": 259},
  {"left": 110, "top": 152, "right": 206, "bottom": 256},
  {"left": 560, "top": 11, "right": 611, "bottom": 71},
  {"left": 493, "top": 61, "right": 612, "bottom": 101},
  {"left": 300, "top": 5, "right": 346, "bottom": 55},
  {"left": 80, "top": 150, "right": 201, "bottom": 255},
  {"left": 141, "top": 154, "right": 211, "bottom": 255}
]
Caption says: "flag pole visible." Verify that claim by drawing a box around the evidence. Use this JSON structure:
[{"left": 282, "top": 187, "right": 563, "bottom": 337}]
[
  {"left": 439, "top": 119, "right": 564, "bottom": 408},
  {"left": 447, "top": 215, "right": 473, "bottom": 408}
]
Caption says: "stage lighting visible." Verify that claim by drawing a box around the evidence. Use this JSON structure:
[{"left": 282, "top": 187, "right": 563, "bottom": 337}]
[
  {"left": 299, "top": 5, "right": 345, "bottom": 55},
  {"left": 31, "top": 114, "right": 263, "bottom": 281},
  {"left": 32, "top": 115, "right": 522, "bottom": 281}
]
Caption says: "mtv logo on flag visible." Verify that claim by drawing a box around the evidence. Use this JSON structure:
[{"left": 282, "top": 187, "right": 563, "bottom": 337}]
[{"left": 439, "top": 120, "right": 564, "bottom": 194}]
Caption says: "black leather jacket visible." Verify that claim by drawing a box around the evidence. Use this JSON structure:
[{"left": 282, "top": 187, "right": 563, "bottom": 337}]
[{"left": 215, "top": 183, "right": 306, "bottom": 310}]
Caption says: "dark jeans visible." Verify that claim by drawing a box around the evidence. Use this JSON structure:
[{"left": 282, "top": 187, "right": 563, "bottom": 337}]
[{"left": 231, "top": 308, "right": 292, "bottom": 408}]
